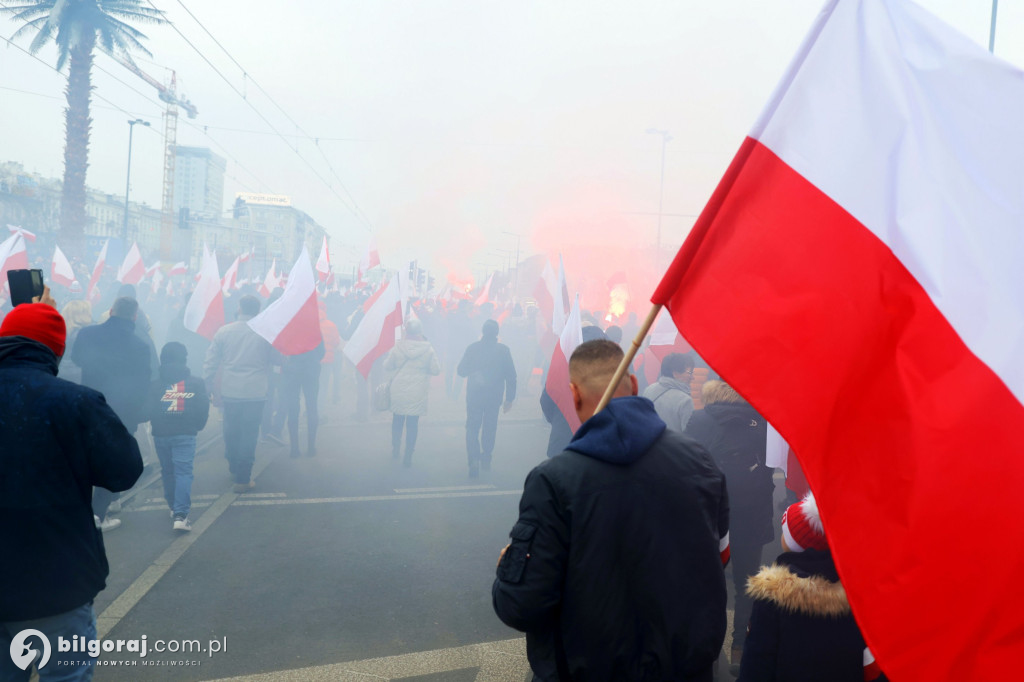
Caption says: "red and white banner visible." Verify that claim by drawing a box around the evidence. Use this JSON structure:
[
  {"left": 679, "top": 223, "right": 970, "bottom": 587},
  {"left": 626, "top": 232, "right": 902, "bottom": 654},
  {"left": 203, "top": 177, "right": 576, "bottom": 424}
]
[
  {"left": 344, "top": 274, "right": 403, "bottom": 378},
  {"left": 315, "top": 237, "right": 331, "bottom": 283},
  {"left": 249, "top": 247, "right": 322, "bottom": 355},
  {"left": 87, "top": 240, "right": 108, "bottom": 303},
  {"left": 221, "top": 256, "right": 241, "bottom": 294},
  {"left": 545, "top": 293, "right": 583, "bottom": 432},
  {"left": 184, "top": 248, "right": 224, "bottom": 340},
  {"left": 258, "top": 258, "right": 279, "bottom": 298},
  {"left": 50, "top": 245, "right": 75, "bottom": 288},
  {"left": 116, "top": 242, "right": 146, "bottom": 285},
  {"left": 0, "top": 233, "right": 28, "bottom": 295},
  {"left": 169, "top": 262, "right": 188, "bottom": 276},
  {"left": 650, "top": 1, "right": 1024, "bottom": 679}
]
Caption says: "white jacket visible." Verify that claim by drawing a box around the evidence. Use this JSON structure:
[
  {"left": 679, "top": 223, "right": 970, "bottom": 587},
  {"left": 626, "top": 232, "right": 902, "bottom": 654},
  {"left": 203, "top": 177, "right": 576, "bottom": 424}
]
[{"left": 385, "top": 338, "right": 440, "bottom": 416}]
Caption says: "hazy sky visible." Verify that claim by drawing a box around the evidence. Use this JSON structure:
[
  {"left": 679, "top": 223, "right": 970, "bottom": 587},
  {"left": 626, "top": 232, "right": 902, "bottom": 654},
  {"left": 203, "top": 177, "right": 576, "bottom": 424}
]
[{"left": 1, "top": 0, "right": 1019, "bottom": 275}]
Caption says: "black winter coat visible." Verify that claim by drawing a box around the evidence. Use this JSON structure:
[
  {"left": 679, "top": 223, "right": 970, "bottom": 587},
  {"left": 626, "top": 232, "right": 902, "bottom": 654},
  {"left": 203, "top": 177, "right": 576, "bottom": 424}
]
[
  {"left": 70, "top": 316, "right": 151, "bottom": 431},
  {"left": 0, "top": 337, "right": 143, "bottom": 621},
  {"left": 457, "top": 337, "right": 516, "bottom": 406},
  {"left": 493, "top": 396, "right": 730, "bottom": 681},
  {"left": 739, "top": 550, "right": 876, "bottom": 682},
  {"left": 147, "top": 361, "right": 210, "bottom": 437},
  {"left": 685, "top": 397, "right": 774, "bottom": 545}
]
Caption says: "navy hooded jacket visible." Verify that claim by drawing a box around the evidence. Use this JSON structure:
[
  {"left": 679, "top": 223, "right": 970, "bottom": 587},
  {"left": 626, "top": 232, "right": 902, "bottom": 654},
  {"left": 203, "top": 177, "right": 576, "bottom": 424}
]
[
  {"left": 493, "top": 396, "right": 730, "bottom": 681},
  {"left": 0, "top": 336, "right": 143, "bottom": 621}
]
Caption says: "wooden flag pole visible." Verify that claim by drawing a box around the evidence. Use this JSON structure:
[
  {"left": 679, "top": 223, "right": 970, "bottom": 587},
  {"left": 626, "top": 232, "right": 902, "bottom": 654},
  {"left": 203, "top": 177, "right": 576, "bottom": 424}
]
[{"left": 594, "top": 303, "right": 663, "bottom": 414}]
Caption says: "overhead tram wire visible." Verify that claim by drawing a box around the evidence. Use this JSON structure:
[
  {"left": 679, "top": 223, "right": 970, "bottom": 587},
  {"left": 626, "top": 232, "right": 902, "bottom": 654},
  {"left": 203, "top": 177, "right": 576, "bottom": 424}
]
[
  {"left": 146, "top": 0, "right": 371, "bottom": 232},
  {"left": 0, "top": 33, "right": 272, "bottom": 194},
  {"left": 171, "top": 0, "right": 374, "bottom": 231}
]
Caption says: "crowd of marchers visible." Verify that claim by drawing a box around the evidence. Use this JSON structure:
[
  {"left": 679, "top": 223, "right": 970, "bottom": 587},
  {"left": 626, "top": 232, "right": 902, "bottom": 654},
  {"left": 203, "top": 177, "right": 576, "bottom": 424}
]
[{"left": 2, "top": 275, "right": 887, "bottom": 681}]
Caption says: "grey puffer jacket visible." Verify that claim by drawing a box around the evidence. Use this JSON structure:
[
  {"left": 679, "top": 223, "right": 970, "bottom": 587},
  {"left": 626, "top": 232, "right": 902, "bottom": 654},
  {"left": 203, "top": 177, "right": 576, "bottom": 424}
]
[
  {"left": 642, "top": 376, "right": 694, "bottom": 433},
  {"left": 385, "top": 338, "right": 440, "bottom": 416}
]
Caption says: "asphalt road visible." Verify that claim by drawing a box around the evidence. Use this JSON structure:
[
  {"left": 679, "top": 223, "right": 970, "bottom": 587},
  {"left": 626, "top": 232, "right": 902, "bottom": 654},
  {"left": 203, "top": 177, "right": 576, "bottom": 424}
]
[{"left": 89, "top": 379, "right": 765, "bottom": 681}]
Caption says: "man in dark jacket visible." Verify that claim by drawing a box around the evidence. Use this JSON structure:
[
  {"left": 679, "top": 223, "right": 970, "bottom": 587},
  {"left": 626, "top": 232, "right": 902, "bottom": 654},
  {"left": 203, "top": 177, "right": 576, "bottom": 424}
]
[
  {"left": 684, "top": 379, "right": 775, "bottom": 671},
  {"left": 493, "top": 339, "right": 730, "bottom": 682},
  {"left": 70, "top": 296, "right": 152, "bottom": 531},
  {"left": 148, "top": 342, "right": 210, "bottom": 532},
  {"left": 457, "top": 319, "right": 517, "bottom": 478},
  {"left": 0, "top": 299, "right": 143, "bottom": 680}
]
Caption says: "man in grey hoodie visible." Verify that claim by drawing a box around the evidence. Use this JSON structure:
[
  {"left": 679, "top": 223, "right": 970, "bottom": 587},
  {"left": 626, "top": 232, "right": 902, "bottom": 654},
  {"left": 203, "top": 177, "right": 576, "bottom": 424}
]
[{"left": 642, "top": 352, "right": 695, "bottom": 433}]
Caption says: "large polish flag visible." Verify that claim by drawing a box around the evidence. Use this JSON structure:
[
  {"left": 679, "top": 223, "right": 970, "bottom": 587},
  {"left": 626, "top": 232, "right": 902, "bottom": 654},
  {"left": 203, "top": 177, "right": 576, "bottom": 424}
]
[
  {"left": 544, "top": 294, "right": 583, "bottom": 432},
  {"left": 86, "top": 240, "right": 108, "bottom": 303},
  {"left": 184, "top": 248, "right": 224, "bottom": 340},
  {"left": 51, "top": 245, "right": 75, "bottom": 288},
  {"left": 258, "top": 258, "right": 279, "bottom": 298},
  {"left": 651, "top": 1, "right": 1024, "bottom": 679},
  {"left": 116, "top": 242, "right": 146, "bottom": 285},
  {"left": 344, "top": 274, "right": 403, "bottom": 378},
  {"left": 249, "top": 247, "right": 322, "bottom": 355}
]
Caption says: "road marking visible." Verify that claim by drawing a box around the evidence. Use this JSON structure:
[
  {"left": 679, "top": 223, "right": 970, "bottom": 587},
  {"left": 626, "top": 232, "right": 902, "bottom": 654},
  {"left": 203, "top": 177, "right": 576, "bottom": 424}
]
[
  {"left": 130, "top": 492, "right": 288, "bottom": 513},
  {"left": 128, "top": 502, "right": 213, "bottom": 513},
  {"left": 203, "top": 637, "right": 530, "bottom": 682},
  {"left": 232, "top": 489, "right": 521, "bottom": 507},
  {"left": 146, "top": 494, "right": 220, "bottom": 503},
  {"left": 394, "top": 484, "right": 496, "bottom": 493},
  {"left": 95, "top": 453, "right": 277, "bottom": 640}
]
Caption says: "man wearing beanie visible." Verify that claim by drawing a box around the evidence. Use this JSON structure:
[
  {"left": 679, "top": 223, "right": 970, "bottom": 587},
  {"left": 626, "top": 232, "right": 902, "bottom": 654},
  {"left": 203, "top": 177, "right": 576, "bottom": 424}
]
[
  {"left": 70, "top": 296, "right": 152, "bottom": 531},
  {"left": 0, "top": 296, "right": 143, "bottom": 679},
  {"left": 739, "top": 493, "right": 888, "bottom": 682},
  {"left": 456, "top": 318, "right": 517, "bottom": 478}
]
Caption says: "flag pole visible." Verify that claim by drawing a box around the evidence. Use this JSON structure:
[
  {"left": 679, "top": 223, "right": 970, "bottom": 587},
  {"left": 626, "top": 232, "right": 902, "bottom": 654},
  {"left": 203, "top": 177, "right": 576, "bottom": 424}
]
[{"left": 594, "top": 303, "right": 662, "bottom": 414}]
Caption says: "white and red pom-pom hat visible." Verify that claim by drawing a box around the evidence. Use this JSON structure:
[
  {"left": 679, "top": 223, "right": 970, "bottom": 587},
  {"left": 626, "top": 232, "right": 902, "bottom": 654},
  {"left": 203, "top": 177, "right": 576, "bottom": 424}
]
[{"left": 781, "top": 492, "right": 829, "bottom": 552}]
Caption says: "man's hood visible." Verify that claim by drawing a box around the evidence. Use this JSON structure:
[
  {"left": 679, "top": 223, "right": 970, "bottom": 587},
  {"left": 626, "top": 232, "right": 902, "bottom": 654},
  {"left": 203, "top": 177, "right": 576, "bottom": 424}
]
[
  {"left": 657, "top": 375, "right": 691, "bottom": 394},
  {"left": 565, "top": 396, "right": 666, "bottom": 465},
  {"left": 0, "top": 335, "right": 59, "bottom": 375}
]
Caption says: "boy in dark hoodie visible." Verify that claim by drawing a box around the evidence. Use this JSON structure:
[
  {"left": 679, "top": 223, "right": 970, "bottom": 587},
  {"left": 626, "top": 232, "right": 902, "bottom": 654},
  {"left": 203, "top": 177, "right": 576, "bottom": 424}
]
[
  {"left": 493, "top": 339, "right": 730, "bottom": 682},
  {"left": 149, "top": 342, "right": 210, "bottom": 532}
]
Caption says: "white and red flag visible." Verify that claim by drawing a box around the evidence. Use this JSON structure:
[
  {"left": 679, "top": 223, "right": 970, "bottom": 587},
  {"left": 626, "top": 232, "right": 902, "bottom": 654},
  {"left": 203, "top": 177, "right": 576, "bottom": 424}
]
[
  {"left": 221, "top": 256, "right": 241, "bottom": 293},
  {"left": 116, "top": 242, "right": 146, "bottom": 285},
  {"left": 344, "top": 274, "right": 403, "bottom": 378},
  {"left": 357, "top": 236, "right": 380, "bottom": 284},
  {"left": 474, "top": 273, "right": 494, "bottom": 307},
  {"left": 144, "top": 262, "right": 160, "bottom": 280},
  {"left": 258, "top": 258, "right": 280, "bottom": 298},
  {"left": 315, "top": 237, "right": 331, "bottom": 283},
  {"left": 150, "top": 268, "right": 164, "bottom": 296},
  {"left": 50, "top": 245, "right": 75, "bottom": 288},
  {"left": 168, "top": 262, "right": 188, "bottom": 276},
  {"left": 650, "top": 1, "right": 1024, "bottom": 679},
  {"left": 184, "top": 248, "right": 224, "bottom": 340},
  {"left": 0, "top": 232, "right": 28, "bottom": 294},
  {"left": 552, "top": 255, "right": 570, "bottom": 336},
  {"left": 7, "top": 225, "right": 36, "bottom": 242},
  {"left": 86, "top": 240, "right": 108, "bottom": 303},
  {"left": 249, "top": 247, "right": 322, "bottom": 355},
  {"left": 544, "top": 293, "right": 583, "bottom": 432}
]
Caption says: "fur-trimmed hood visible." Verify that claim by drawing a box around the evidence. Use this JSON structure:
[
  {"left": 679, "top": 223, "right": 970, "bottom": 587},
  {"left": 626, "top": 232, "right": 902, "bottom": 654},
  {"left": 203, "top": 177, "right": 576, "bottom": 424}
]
[{"left": 746, "top": 562, "right": 850, "bottom": 618}]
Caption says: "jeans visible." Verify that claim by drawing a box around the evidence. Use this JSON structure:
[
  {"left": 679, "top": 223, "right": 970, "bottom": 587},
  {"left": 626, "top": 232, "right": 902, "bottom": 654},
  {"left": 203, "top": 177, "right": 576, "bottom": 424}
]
[
  {"left": 154, "top": 434, "right": 197, "bottom": 518},
  {"left": 391, "top": 414, "right": 419, "bottom": 457},
  {"left": 1, "top": 602, "right": 95, "bottom": 681},
  {"left": 282, "top": 366, "right": 320, "bottom": 454},
  {"left": 466, "top": 401, "right": 500, "bottom": 468},
  {"left": 222, "top": 400, "right": 264, "bottom": 484}
]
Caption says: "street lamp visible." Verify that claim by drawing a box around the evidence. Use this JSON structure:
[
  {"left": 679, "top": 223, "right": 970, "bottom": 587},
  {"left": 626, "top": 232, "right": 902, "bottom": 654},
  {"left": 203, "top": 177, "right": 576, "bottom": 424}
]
[
  {"left": 989, "top": 0, "right": 998, "bottom": 53},
  {"left": 646, "top": 128, "right": 672, "bottom": 250},
  {"left": 123, "top": 118, "right": 150, "bottom": 243}
]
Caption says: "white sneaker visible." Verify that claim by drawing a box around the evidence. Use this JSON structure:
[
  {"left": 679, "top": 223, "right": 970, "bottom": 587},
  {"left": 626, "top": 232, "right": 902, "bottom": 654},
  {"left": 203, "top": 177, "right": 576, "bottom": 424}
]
[
  {"left": 107, "top": 499, "right": 122, "bottom": 514},
  {"left": 95, "top": 515, "right": 121, "bottom": 532},
  {"left": 173, "top": 517, "right": 192, "bottom": 532}
]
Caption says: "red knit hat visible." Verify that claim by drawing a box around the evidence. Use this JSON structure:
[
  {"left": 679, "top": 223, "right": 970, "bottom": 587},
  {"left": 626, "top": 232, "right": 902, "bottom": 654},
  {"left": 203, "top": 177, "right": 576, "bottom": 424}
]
[
  {"left": 782, "top": 492, "right": 829, "bottom": 552},
  {"left": 0, "top": 303, "right": 67, "bottom": 358}
]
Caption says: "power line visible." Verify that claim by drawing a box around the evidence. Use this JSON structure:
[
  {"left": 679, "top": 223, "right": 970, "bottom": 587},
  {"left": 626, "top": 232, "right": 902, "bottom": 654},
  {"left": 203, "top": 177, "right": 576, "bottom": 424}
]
[
  {"left": 171, "top": 0, "right": 374, "bottom": 231},
  {"left": 146, "top": 0, "right": 371, "bottom": 232}
]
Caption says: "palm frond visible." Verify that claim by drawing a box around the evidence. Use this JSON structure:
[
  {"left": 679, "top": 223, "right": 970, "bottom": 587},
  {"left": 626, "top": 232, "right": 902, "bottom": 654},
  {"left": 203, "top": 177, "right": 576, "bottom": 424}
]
[{"left": 26, "top": 18, "right": 55, "bottom": 54}]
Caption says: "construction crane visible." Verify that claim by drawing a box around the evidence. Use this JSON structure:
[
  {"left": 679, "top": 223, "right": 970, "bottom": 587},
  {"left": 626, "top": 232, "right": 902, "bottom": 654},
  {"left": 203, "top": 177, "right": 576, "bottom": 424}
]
[{"left": 117, "top": 58, "right": 198, "bottom": 261}]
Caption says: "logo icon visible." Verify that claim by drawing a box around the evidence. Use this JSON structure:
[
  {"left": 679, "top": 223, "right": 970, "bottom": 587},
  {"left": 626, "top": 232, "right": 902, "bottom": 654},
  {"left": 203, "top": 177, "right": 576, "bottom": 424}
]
[{"left": 10, "top": 629, "right": 50, "bottom": 671}]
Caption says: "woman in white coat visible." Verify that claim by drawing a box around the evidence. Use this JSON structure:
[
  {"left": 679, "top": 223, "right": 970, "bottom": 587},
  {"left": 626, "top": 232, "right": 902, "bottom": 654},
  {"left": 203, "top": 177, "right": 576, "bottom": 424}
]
[{"left": 384, "top": 318, "right": 440, "bottom": 466}]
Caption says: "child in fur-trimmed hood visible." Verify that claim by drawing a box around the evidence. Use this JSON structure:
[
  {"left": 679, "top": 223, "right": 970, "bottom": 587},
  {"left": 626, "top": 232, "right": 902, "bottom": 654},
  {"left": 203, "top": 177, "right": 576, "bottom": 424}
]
[{"left": 738, "top": 493, "right": 887, "bottom": 682}]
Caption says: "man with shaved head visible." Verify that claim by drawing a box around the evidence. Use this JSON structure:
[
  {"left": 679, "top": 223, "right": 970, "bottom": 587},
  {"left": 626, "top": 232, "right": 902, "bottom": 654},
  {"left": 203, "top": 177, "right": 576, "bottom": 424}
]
[{"left": 493, "top": 339, "right": 731, "bottom": 682}]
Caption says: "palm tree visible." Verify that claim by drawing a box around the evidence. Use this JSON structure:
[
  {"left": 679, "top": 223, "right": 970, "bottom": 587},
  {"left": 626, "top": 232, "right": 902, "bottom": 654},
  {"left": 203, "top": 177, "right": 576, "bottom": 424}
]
[{"left": 1, "top": 0, "right": 165, "bottom": 245}]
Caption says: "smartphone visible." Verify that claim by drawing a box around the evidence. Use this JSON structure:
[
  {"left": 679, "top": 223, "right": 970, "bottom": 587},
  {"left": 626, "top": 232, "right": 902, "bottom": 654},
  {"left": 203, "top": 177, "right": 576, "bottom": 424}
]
[{"left": 7, "top": 269, "right": 44, "bottom": 307}]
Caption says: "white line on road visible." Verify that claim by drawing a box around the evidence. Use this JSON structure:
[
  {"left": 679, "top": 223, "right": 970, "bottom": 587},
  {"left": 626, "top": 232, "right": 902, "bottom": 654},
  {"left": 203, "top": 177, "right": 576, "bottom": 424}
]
[
  {"left": 233, "top": 489, "right": 521, "bottom": 507},
  {"left": 393, "top": 484, "right": 496, "bottom": 493}
]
